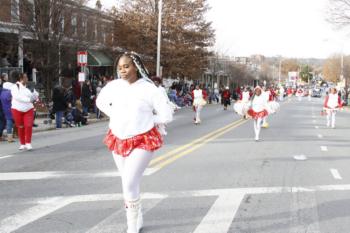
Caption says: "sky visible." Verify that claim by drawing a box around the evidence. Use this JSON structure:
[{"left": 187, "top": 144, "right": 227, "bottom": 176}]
[{"left": 90, "top": 0, "right": 350, "bottom": 59}]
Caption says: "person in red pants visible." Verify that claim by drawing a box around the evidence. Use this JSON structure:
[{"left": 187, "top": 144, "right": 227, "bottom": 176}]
[{"left": 10, "top": 73, "right": 39, "bottom": 150}]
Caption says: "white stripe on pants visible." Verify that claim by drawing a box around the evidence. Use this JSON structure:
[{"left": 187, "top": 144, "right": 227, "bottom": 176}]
[{"left": 113, "top": 149, "right": 153, "bottom": 200}]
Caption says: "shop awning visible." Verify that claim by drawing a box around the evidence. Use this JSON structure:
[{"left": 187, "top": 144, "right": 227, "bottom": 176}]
[{"left": 88, "top": 50, "right": 113, "bottom": 67}]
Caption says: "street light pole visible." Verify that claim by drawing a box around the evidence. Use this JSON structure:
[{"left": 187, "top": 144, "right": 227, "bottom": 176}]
[
  {"left": 156, "top": 0, "right": 163, "bottom": 77},
  {"left": 278, "top": 59, "right": 282, "bottom": 85}
]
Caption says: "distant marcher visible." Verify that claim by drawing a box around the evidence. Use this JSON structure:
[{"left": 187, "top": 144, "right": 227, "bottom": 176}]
[
  {"left": 10, "top": 73, "right": 39, "bottom": 150},
  {"left": 323, "top": 87, "right": 342, "bottom": 128},
  {"left": 247, "top": 86, "right": 269, "bottom": 141},
  {"left": 192, "top": 84, "right": 207, "bottom": 124}
]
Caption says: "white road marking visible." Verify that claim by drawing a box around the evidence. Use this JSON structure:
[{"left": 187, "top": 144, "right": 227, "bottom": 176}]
[
  {"left": 315, "top": 126, "right": 319, "bottom": 129},
  {"left": 293, "top": 155, "right": 307, "bottom": 161},
  {"left": 312, "top": 120, "right": 316, "bottom": 123},
  {"left": 0, "top": 169, "right": 158, "bottom": 181},
  {"left": 321, "top": 146, "right": 328, "bottom": 152},
  {"left": 330, "top": 169, "right": 343, "bottom": 180},
  {"left": 4, "top": 184, "right": 350, "bottom": 232},
  {"left": 0, "top": 197, "right": 73, "bottom": 233},
  {"left": 85, "top": 198, "right": 164, "bottom": 233},
  {"left": 0, "top": 155, "right": 13, "bottom": 160},
  {"left": 317, "top": 134, "right": 323, "bottom": 139},
  {"left": 193, "top": 191, "right": 245, "bottom": 233}
]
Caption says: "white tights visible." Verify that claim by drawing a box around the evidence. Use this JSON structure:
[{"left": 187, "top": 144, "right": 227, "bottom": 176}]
[
  {"left": 113, "top": 149, "right": 153, "bottom": 201},
  {"left": 195, "top": 105, "right": 203, "bottom": 122},
  {"left": 254, "top": 118, "right": 262, "bottom": 140},
  {"left": 326, "top": 111, "right": 336, "bottom": 128}
]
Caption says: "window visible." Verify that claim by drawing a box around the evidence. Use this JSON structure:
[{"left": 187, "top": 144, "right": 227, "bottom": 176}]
[{"left": 71, "top": 15, "right": 77, "bottom": 36}]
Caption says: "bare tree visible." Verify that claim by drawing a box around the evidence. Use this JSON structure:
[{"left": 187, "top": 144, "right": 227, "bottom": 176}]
[{"left": 328, "top": 0, "right": 350, "bottom": 28}]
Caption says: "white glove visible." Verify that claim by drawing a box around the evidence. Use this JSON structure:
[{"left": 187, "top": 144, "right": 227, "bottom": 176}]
[{"left": 156, "top": 124, "right": 167, "bottom": 135}]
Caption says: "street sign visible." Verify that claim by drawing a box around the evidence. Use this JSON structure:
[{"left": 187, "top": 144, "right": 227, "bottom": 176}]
[
  {"left": 78, "top": 72, "right": 85, "bottom": 82},
  {"left": 77, "top": 51, "right": 88, "bottom": 66}
]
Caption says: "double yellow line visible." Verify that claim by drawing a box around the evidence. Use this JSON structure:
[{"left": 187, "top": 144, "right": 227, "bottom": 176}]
[{"left": 149, "top": 118, "right": 248, "bottom": 171}]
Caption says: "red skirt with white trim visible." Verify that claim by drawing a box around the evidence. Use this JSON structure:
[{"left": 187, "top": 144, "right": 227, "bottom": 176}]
[
  {"left": 247, "top": 109, "right": 268, "bottom": 119},
  {"left": 103, "top": 127, "right": 163, "bottom": 157}
]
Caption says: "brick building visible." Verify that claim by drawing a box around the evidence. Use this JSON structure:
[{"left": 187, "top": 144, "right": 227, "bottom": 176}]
[{"left": 0, "top": 0, "right": 116, "bottom": 85}]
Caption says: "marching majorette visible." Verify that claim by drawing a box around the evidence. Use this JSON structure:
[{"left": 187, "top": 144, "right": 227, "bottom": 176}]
[
  {"left": 96, "top": 52, "right": 173, "bottom": 233},
  {"left": 247, "top": 86, "right": 270, "bottom": 141},
  {"left": 296, "top": 87, "right": 304, "bottom": 101},
  {"left": 152, "top": 76, "right": 180, "bottom": 112},
  {"left": 233, "top": 87, "right": 251, "bottom": 118},
  {"left": 192, "top": 84, "right": 207, "bottom": 124},
  {"left": 323, "top": 87, "right": 342, "bottom": 128},
  {"left": 279, "top": 85, "right": 285, "bottom": 102},
  {"left": 261, "top": 86, "right": 279, "bottom": 128}
]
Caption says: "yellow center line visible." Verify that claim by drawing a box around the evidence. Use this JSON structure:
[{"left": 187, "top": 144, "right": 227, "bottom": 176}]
[
  {"left": 150, "top": 119, "right": 248, "bottom": 170},
  {"left": 149, "top": 118, "right": 245, "bottom": 167}
]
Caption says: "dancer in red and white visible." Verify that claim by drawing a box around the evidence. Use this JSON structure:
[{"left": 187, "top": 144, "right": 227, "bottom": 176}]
[
  {"left": 96, "top": 52, "right": 173, "bottom": 233},
  {"left": 323, "top": 87, "right": 342, "bottom": 128},
  {"left": 247, "top": 86, "right": 270, "bottom": 141},
  {"left": 192, "top": 84, "right": 207, "bottom": 124},
  {"left": 233, "top": 87, "right": 251, "bottom": 118},
  {"left": 296, "top": 87, "right": 304, "bottom": 101}
]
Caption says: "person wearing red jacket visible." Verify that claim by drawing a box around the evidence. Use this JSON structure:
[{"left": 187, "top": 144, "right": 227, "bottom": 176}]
[
  {"left": 323, "top": 87, "right": 342, "bottom": 128},
  {"left": 221, "top": 86, "right": 231, "bottom": 110}
]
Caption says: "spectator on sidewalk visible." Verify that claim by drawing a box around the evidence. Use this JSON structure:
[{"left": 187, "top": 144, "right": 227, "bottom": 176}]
[
  {"left": 11, "top": 73, "right": 39, "bottom": 150},
  {"left": 0, "top": 78, "right": 6, "bottom": 141},
  {"left": 0, "top": 73, "right": 15, "bottom": 142},
  {"left": 52, "top": 85, "right": 67, "bottom": 129},
  {"left": 81, "top": 80, "right": 94, "bottom": 117}
]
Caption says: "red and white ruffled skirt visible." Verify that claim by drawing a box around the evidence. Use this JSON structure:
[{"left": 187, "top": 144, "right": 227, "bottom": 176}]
[
  {"left": 247, "top": 109, "right": 268, "bottom": 119},
  {"left": 103, "top": 127, "right": 163, "bottom": 157}
]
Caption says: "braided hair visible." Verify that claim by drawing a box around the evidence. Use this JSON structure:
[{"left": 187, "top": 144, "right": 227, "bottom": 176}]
[{"left": 115, "top": 51, "right": 153, "bottom": 83}]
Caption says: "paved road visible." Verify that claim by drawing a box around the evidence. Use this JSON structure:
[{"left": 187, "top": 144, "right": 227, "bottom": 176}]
[{"left": 0, "top": 96, "right": 350, "bottom": 233}]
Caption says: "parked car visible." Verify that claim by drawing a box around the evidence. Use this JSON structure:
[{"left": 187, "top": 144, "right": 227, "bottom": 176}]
[{"left": 311, "top": 89, "right": 322, "bottom": 97}]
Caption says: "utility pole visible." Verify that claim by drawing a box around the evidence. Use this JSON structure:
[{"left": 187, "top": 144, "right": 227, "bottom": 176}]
[{"left": 156, "top": 0, "right": 162, "bottom": 77}]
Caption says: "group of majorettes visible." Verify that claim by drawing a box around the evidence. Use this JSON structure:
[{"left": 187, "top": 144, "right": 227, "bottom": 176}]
[{"left": 234, "top": 86, "right": 280, "bottom": 141}]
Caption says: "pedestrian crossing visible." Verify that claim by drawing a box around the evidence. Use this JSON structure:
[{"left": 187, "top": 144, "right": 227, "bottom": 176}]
[{"left": 2, "top": 184, "right": 350, "bottom": 233}]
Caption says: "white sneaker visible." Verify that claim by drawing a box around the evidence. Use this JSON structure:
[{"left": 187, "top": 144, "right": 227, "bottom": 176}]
[
  {"left": 25, "top": 144, "right": 33, "bottom": 151},
  {"left": 19, "top": 145, "right": 26, "bottom": 150}
]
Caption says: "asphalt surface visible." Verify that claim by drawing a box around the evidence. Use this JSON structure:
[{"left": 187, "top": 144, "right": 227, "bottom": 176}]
[{"left": 0, "top": 96, "right": 350, "bottom": 233}]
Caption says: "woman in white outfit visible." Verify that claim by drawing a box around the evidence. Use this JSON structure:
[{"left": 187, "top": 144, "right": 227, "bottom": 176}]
[
  {"left": 192, "top": 84, "right": 206, "bottom": 124},
  {"left": 247, "top": 86, "right": 270, "bottom": 141},
  {"left": 233, "top": 87, "right": 251, "bottom": 118},
  {"left": 96, "top": 52, "right": 173, "bottom": 233},
  {"left": 323, "top": 87, "right": 342, "bottom": 128}
]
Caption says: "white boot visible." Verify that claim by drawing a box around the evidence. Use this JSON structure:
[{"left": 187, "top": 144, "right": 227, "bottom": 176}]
[
  {"left": 125, "top": 199, "right": 140, "bottom": 233},
  {"left": 137, "top": 205, "right": 143, "bottom": 232}
]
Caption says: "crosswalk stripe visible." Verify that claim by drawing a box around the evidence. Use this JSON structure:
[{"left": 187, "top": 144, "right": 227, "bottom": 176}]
[
  {"left": 4, "top": 184, "right": 350, "bottom": 233},
  {"left": 0, "top": 168, "right": 158, "bottom": 181},
  {"left": 193, "top": 191, "right": 245, "bottom": 233},
  {"left": 86, "top": 198, "right": 163, "bottom": 233}
]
